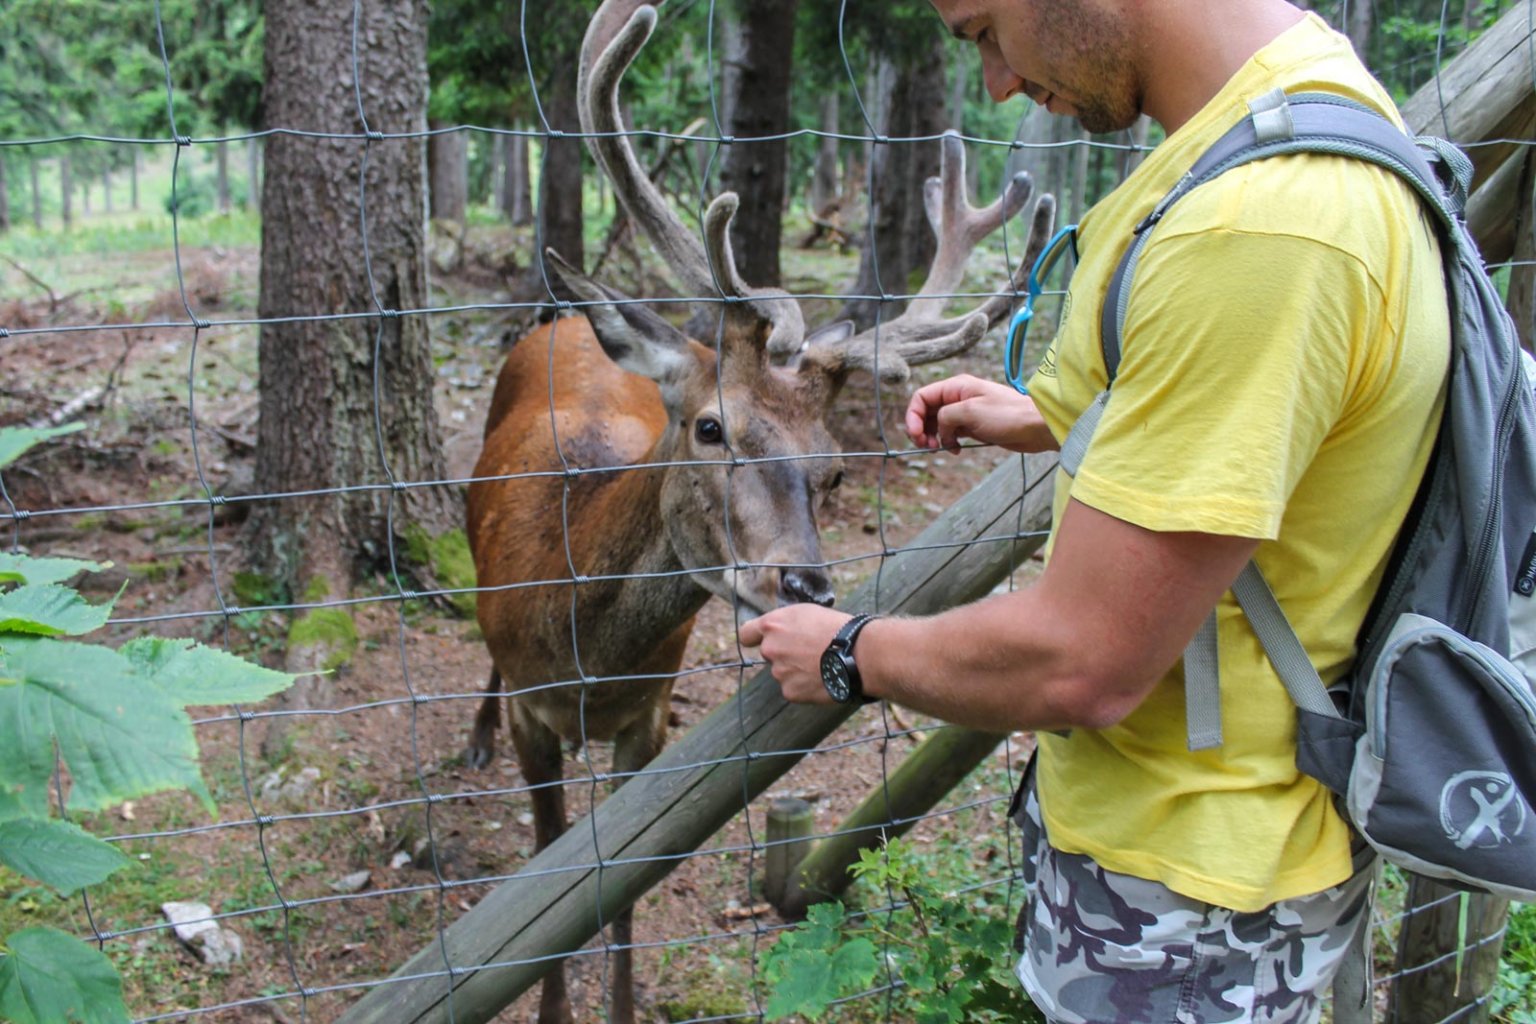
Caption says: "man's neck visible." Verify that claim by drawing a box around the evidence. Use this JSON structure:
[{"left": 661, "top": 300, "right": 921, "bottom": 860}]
[{"left": 1137, "top": 0, "right": 1308, "bottom": 133}]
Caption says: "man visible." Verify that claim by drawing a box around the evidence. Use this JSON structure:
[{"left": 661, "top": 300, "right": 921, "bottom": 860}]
[{"left": 738, "top": 1, "right": 1450, "bottom": 1020}]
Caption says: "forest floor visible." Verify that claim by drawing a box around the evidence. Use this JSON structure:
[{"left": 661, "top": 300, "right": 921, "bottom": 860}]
[{"left": 0, "top": 211, "right": 1047, "bottom": 1022}]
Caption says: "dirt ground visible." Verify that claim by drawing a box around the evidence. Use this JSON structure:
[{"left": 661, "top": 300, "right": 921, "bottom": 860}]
[{"left": 0, "top": 225, "right": 1042, "bottom": 1022}]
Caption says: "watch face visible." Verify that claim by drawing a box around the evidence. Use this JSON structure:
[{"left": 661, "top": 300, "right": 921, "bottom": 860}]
[{"left": 820, "top": 650, "right": 851, "bottom": 703}]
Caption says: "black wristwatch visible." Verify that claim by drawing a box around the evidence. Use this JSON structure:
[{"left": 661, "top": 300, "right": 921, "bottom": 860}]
[{"left": 820, "top": 613, "right": 880, "bottom": 705}]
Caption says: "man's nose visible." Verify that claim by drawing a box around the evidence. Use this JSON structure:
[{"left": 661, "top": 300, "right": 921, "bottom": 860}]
[{"left": 981, "top": 50, "right": 1024, "bottom": 102}]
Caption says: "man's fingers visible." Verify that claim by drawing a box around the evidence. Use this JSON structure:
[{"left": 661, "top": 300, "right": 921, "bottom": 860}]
[{"left": 737, "top": 615, "right": 765, "bottom": 649}]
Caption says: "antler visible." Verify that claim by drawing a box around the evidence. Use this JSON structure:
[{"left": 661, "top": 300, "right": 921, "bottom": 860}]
[
  {"left": 822, "top": 132, "right": 1058, "bottom": 384},
  {"left": 578, "top": 2, "right": 806, "bottom": 357}
]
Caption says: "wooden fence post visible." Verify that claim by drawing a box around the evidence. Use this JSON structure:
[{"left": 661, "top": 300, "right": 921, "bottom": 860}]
[{"left": 1388, "top": 880, "right": 1510, "bottom": 1023}]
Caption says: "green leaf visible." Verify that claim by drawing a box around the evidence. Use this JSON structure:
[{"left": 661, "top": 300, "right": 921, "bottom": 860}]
[
  {"left": 0, "top": 637, "right": 212, "bottom": 818},
  {"left": 0, "top": 554, "right": 105, "bottom": 588},
  {"left": 0, "top": 926, "right": 129, "bottom": 1023},
  {"left": 0, "top": 423, "right": 86, "bottom": 471},
  {"left": 0, "top": 819, "right": 133, "bottom": 894},
  {"left": 119, "top": 636, "right": 295, "bottom": 706},
  {"left": 0, "top": 585, "right": 116, "bottom": 637},
  {"left": 762, "top": 936, "right": 879, "bottom": 1021}
]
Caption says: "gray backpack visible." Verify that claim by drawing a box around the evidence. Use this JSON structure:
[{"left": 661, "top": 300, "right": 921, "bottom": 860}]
[{"left": 1063, "top": 89, "right": 1536, "bottom": 900}]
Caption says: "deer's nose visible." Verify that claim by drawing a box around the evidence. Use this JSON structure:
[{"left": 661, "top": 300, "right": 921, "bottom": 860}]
[{"left": 780, "top": 568, "right": 835, "bottom": 608}]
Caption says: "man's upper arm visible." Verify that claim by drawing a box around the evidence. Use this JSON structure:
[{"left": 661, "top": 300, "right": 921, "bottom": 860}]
[{"left": 1033, "top": 498, "right": 1259, "bottom": 723}]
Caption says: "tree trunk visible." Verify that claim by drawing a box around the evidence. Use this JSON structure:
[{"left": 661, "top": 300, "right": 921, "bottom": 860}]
[
  {"left": 0, "top": 156, "right": 9, "bottom": 234},
  {"left": 30, "top": 159, "right": 42, "bottom": 229},
  {"left": 841, "top": 37, "right": 948, "bottom": 330},
  {"left": 251, "top": 0, "right": 456, "bottom": 601},
  {"left": 810, "top": 94, "right": 840, "bottom": 215},
  {"left": 503, "top": 131, "right": 532, "bottom": 226},
  {"left": 427, "top": 120, "right": 468, "bottom": 223},
  {"left": 216, "top": 137, "right": 232, "bottom": 213},
  {"left": 1346, "top": 0, "right": 1372, "bottom": 59},
  {"left": 538, "top": 56, "right": 585, "bottom": 269},
  {"left": 246, "top": 138, "right": 261, "bottom": 212},
  {"left": 716, "top": 0, "right": 799, "bottom": 286},
  {"left": 1070, "top": 126, "right": 1091, "bottom": 224},
  {"left": 59, "top": 156, "right": 72, "bottom": 229},
  {"left": 81, "top": 175, "right": 91, "bottom": 217},
  {"left": 130, "top": 151, "right": 140, "bottom": 211},
  {"left": 491, "top": 136, "right": 506, "bottom": 213},
  {"left": 102, "top": 165, "right": 112, "bottom": 215}
]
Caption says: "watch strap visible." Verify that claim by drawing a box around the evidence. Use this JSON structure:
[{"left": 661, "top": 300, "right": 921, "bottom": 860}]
[{"left": 838, "top": 613, "right": 880, "bottom": 704}]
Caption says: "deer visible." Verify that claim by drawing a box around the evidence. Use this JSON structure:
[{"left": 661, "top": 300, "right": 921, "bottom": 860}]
[{"left": 462, "top": 4, "right": 1057, "bottom": 1023}]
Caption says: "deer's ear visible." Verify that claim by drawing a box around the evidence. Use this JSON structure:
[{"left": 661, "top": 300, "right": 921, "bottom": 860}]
[{"left": 544, "top": 249, "right": 693, "bottom": 387}]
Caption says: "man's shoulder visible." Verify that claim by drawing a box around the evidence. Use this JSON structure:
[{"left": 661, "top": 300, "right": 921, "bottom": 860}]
[{"left": 1150, "top": 150, "right": 1431, "bottom": 272}]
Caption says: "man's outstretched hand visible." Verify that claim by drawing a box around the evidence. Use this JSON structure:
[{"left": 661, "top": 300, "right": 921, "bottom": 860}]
[{"left": 904, "top": 373, "right": 1057, "bottom": 454}]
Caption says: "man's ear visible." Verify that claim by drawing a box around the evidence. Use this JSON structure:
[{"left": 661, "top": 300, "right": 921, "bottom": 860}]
[{"left": 543, "top": 249, "right": 693, "bottom": 388}]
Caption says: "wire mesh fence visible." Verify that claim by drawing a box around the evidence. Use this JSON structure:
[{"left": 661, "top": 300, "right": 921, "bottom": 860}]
[{"left": 0, "top": 0, "right": 1532, "bottom": 1021}]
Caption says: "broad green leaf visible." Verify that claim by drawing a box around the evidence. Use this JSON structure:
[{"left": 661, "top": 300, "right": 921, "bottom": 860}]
[
  {"left": 119, "top": 636, "right": 295, "bottom": 706},
  {"left": 0, "top": 926, "right": 129, "bottom": 1024},
  {"left": 0, "top": 554, "right": 106, "bottom": 588},
  {"left": 0, "top": 423, "right": 86, "bottom": 471},
  {"left": 0, "top": 819, "right": 132, "bottom": 894},
  {"left": 763, "top": 937, "right": 878, "bottom": 1021},
  {"left": 0, "top": 585, "right": 116, "bottom": 637},
  {"left": 0, "top": 637, "right": 212, "bottom": 817}
]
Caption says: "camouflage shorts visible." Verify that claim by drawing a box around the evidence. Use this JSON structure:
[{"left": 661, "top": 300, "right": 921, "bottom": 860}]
[{"left": 1010, "top": 775, "right": 1375, "bottom": 1024}]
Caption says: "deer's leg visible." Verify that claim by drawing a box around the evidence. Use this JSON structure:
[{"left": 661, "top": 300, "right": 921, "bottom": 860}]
[
  {"left": 464, "top": 668, "right": 504, "bottom": 770},
  {"left": 603, "top": 672, "right": 678, "bottom": 1024},
  {"left": 510, "top": 700, "right": 572, "bottom": 1024}
]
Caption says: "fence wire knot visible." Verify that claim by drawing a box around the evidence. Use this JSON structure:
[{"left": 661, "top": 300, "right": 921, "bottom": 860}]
[
  {"left": 192, "top": 317, "right": 211, "bottom": 330},
  {"left": 175, "top": 135, "right": 192, "bottom": 147},
  {"left": 366, "top": 130, "right": 385, "bottom": 142},
  {"left": 0, "top": 328, "right": 10, "bottom": 338},
  {"left": 256, "top": 814, "right": 276, "bottom": 827},
  {"left": 380, "top": 308, "right": 401, "bottom": 319}
]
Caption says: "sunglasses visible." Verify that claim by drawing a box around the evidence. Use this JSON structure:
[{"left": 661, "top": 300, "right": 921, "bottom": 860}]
[{"left": 1004, "top": 224, "right": 1079, "bottom": 395}]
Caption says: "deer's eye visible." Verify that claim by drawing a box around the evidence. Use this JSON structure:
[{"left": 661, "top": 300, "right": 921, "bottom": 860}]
[
  {"left": 828, "top": 470, "right": 844, "bottom": 491},
  {"left": 695, "top": 416, "right": 724, "bottom": 445}
]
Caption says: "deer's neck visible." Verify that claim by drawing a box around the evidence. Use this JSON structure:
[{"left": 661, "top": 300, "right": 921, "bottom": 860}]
[{"left": 562, "top": 436, "right": 710, "bottom": 658}]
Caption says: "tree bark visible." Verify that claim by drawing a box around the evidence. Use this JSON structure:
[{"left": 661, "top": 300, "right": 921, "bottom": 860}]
[
  {"left": 427, "top": 120, "right": 468, "bottom": 223},
  {"left": 246, "top": 138, "right": 261, "bottom": 213},
  {"left": 717, "top": 0, "right": 799, "bottom": 286},
  {"left": 810, "top": 93, "right": 840, "bottom": 215},
  {"left": 216, "top": 137, "right": 232, "bottom": 213},
  {"left": 0, "top": 156, "right": 9, "bottom": 234},
  {"left": 1346, "top": 0, "right": 1373, "bottom": 58},
  {"left": 251, "top": 0, "right": 456, "bottom": 600},
  {"left": 59, "top": 155, "right": 72, "bottom": 229},
  {"left": 102, "top": 165, "right": 112, "bottom": 215},
  {"left": 840, "top": 36, "right": 949, "bottom": 329},
  {"left": 130, "top": 151, "right": 140, "bottom": 211},
  {"left": 537, "top": 57, "right": 585, "bottom": 269},
  {"left": 30, "top": 159, "right": 42, "bottom": 229},
  {"left": 502, "top": 131, "right": 532, "bottom": 226}
]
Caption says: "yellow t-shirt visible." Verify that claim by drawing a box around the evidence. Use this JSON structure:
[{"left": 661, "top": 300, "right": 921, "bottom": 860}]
[{"left": 1027, "top": 14, "right": 1450, "bottom": 912}]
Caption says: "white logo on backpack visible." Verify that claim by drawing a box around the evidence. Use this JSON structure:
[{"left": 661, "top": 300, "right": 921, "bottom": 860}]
[{"left": 1439, "top": 771, "right": 1528, "bottom": 850}]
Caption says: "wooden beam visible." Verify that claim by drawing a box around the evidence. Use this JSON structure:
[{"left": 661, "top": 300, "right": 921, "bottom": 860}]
[
  {"left": 1401, "top": 0, "right": 1536, "bottom": 194},
  {"left": 336, "top": 452, "right": 1059, "bottom": 1024}
]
